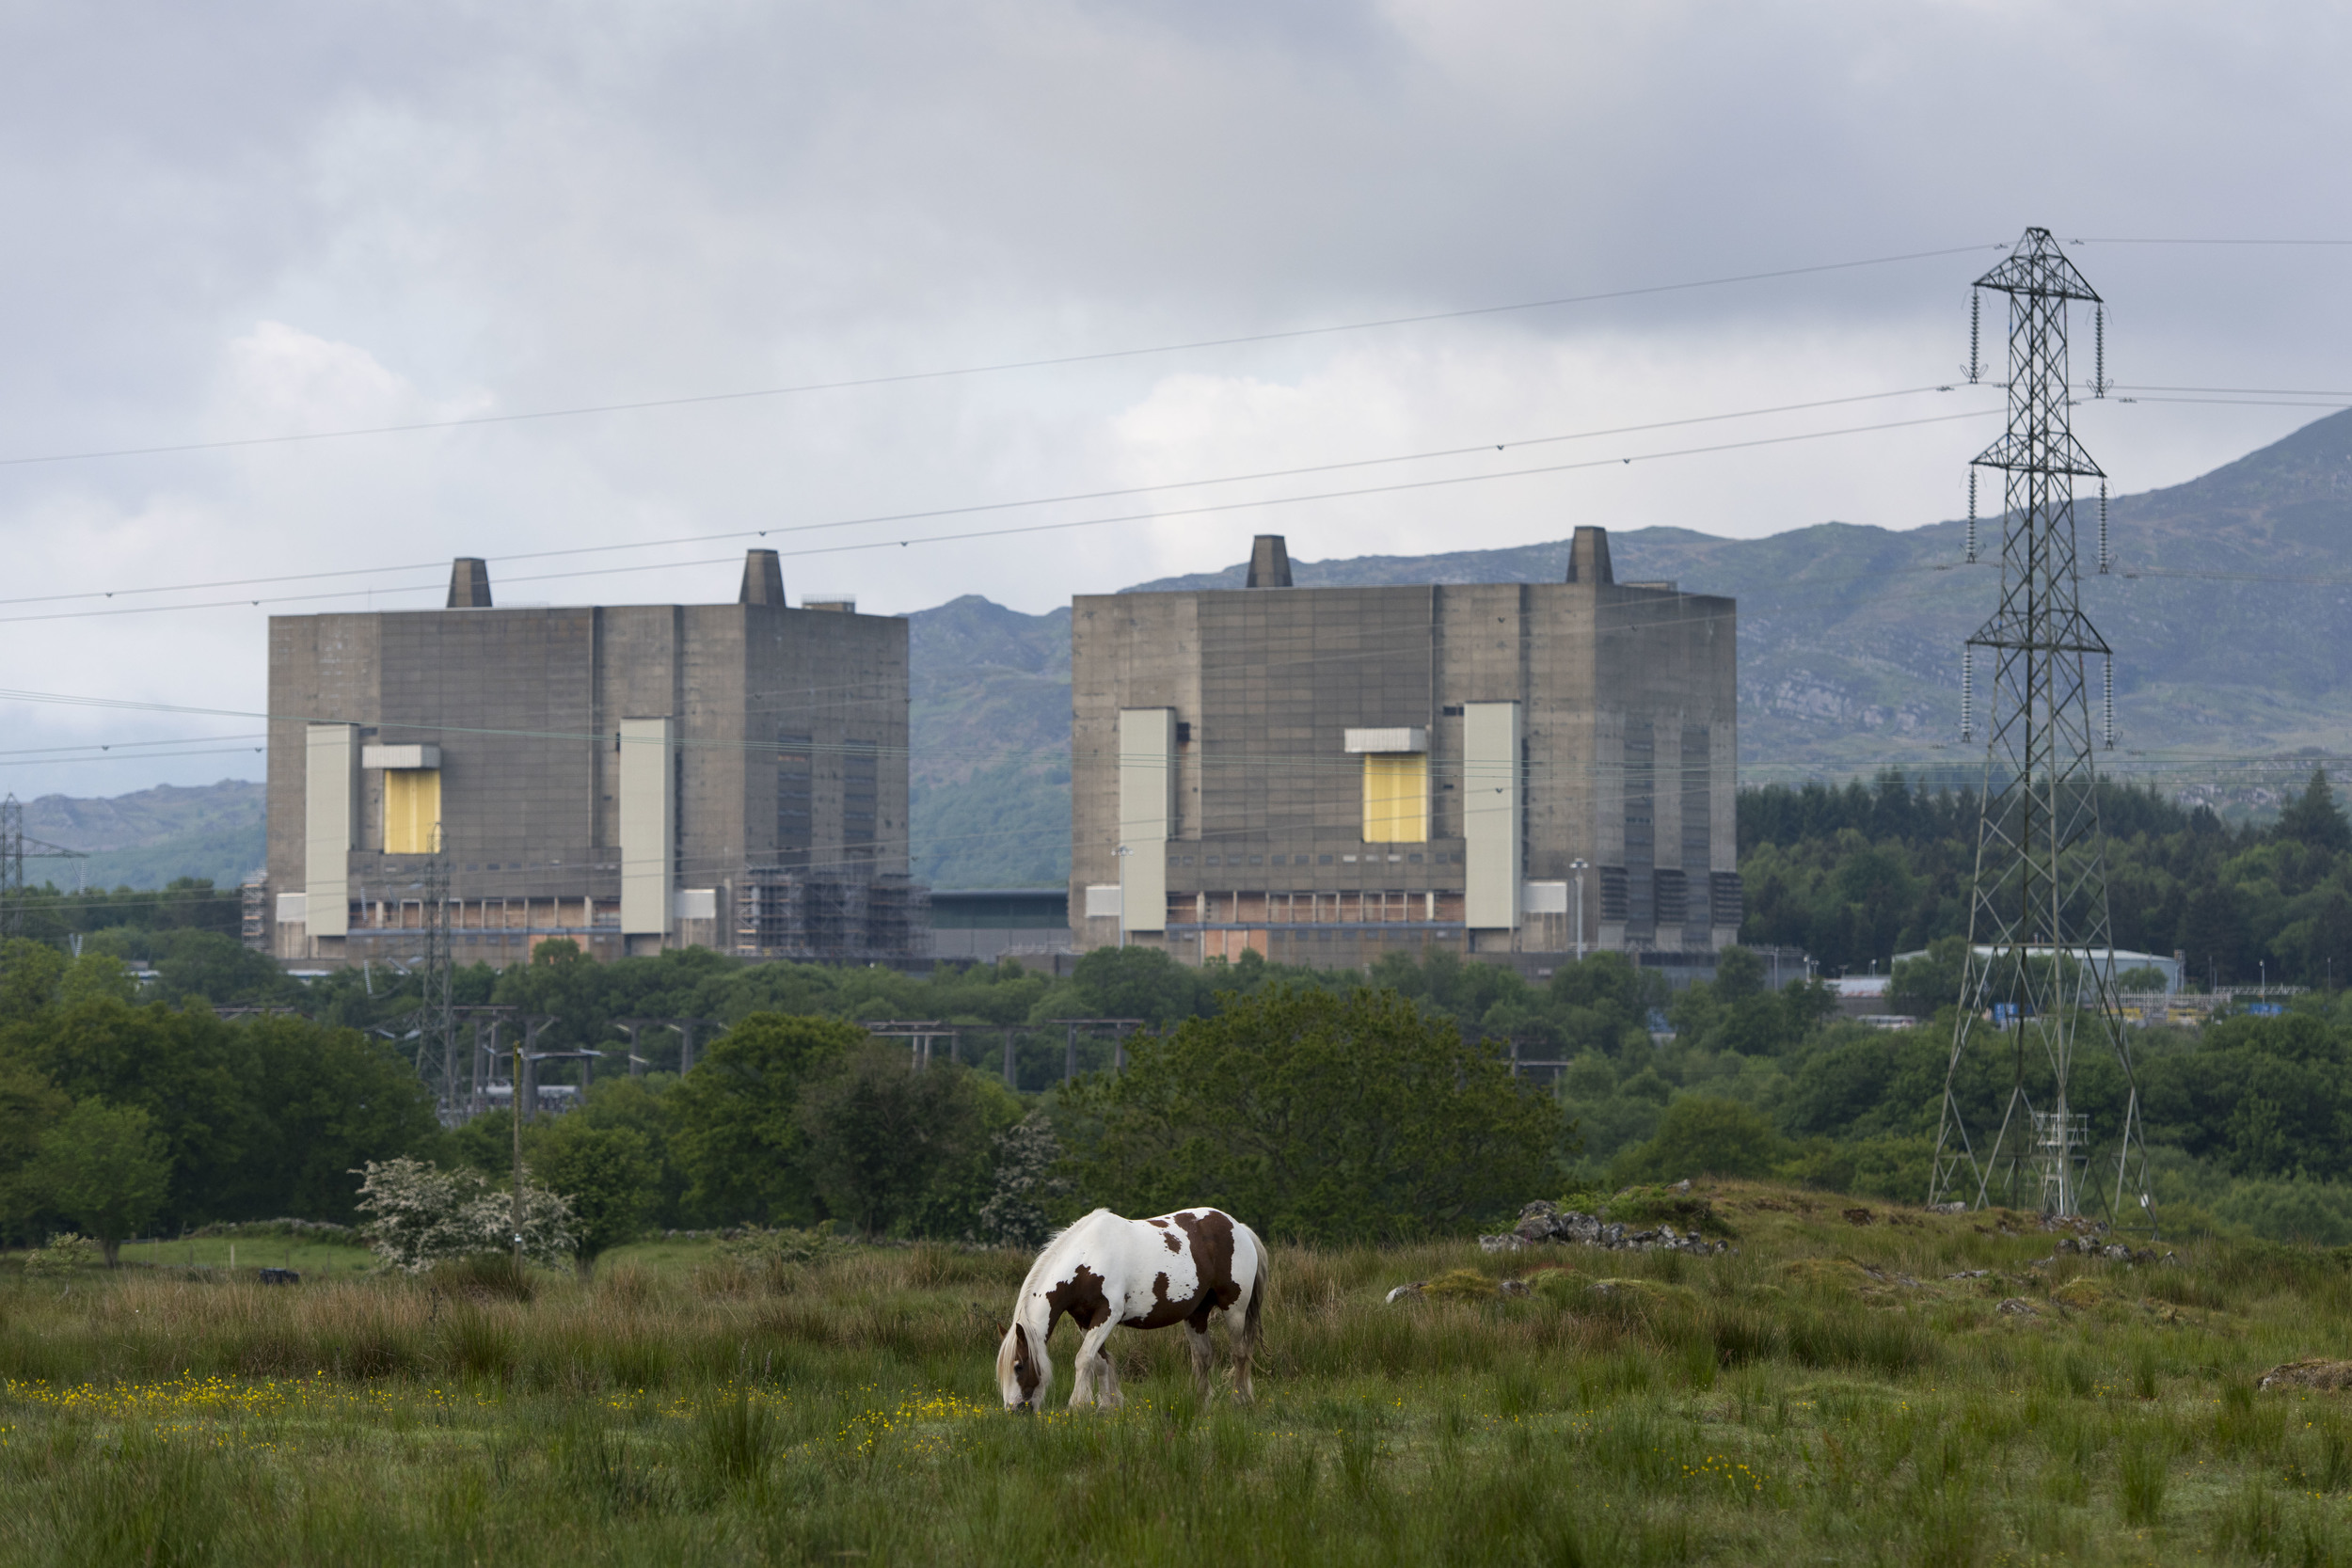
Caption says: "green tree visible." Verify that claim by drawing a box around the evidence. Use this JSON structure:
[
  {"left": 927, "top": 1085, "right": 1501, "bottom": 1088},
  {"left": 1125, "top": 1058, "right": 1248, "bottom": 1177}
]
[
  {"left": 2279, "top": 768, "right": 2352, "bottom": 854},
  {"left": 1611, "top": 1096, "right": 1783, "bottom": 1184},
  {"left": 8, "top": 996, "right": 254, "bottom": 1228},
  {"left": 532, "top": 1119, "right": 656, "bottom": 1275},
  {"left": 795, "top": 1042, "right": 996, "bottom": 1235},
  {"left": 0, "top": 1058, "right": 69, "bottom": 1238},
  {"left": 1057, "top": 945, "right": 1206, "bottom": 1026},
  {"left": 1065, "top": 986, "right": 1559, "bottom": 1242},
  {"left": 218, "top": 1016, "right": 441, "bottom": 1223},
  {"left": 30, "top": 1100, "right": 170, "bottom": 1265},
  {"left": 0, "top": 938, "right": 65, "bottom": 1024},
  {"left": 667, "top": 1013, "right": 865, "bottom": 1226}
]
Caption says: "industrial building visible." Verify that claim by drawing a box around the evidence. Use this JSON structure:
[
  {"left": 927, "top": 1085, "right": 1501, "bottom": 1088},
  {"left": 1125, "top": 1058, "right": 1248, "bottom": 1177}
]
[
  {"left": 1068, "top": 529, "right": 1739, "bottom": 969},
  {"left": 928, "top": 889, "right": 1076, "bottom": 963},
  {"left": 262, "top": 551, "right": 920, "bottom": 967}
]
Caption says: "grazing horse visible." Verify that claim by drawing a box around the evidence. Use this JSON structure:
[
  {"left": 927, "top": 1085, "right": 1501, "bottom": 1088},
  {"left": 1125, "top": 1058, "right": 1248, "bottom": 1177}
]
[{"left": 995, "top": 1207, "right": 1265, "bottom": 1411}]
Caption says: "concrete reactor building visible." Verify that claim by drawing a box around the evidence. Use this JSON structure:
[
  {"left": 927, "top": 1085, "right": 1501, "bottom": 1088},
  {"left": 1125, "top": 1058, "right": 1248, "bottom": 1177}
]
[
  {"left": 262, "top": 551, "right": 919, "bottom": 967},
  {"left": 1068, "top": 529, "right": 1739, "bottom": 970}
]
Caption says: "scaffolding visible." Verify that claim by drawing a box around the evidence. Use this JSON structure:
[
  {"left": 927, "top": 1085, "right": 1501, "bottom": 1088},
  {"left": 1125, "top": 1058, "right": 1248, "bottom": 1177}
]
[
  {"left": 240, "top": 874, "right": 268, "bottom": 950},
  {"left": 735, "top": 867, "right": 930, "bottom": 964}
]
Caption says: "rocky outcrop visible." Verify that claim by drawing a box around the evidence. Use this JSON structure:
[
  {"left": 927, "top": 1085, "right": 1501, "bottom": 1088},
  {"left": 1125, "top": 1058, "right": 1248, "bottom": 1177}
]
[{"left": 1478, "top": 1199, "right": 1731, "bottom": 1258}]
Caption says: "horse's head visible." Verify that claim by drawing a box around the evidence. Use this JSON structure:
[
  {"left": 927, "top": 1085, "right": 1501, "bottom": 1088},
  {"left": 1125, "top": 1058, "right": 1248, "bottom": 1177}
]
[{"left": 997, "top": 1318, "right": 1050, "bottom": 1411}]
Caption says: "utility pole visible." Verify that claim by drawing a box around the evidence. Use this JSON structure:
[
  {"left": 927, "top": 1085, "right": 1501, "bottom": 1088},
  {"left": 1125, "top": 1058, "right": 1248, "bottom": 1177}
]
[{"left": 1929, "top": 229, "right": 2153, "bottom": 1231}]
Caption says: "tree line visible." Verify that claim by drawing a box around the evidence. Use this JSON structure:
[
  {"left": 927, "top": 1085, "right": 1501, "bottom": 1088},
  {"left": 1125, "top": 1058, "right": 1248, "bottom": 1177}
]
[{"left": 1740, "top": 766, "right": 2352, "bottom": 985}]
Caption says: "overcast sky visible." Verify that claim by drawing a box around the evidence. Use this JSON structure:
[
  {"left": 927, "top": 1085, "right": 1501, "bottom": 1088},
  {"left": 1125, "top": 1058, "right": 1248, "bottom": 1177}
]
[{"left": 4, "top": 1, "right": 2348, "bottom": 797}]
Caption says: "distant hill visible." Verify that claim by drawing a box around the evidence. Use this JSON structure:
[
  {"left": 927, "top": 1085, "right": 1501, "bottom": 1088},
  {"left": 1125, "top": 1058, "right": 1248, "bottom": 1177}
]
[
  {"left": 40, "top": 414, "right": 2352, "bottom": 892},
  {"left": 15, "top": 780, "right": 263, "bottom": 891},
  {"left": 908, "top": 409, "right": 2352, "bottom": 884}
]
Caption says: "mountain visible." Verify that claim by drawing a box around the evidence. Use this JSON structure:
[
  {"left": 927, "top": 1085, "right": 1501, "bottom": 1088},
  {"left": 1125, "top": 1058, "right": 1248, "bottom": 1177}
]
[
  {"left": 906, "top": 596, "right": 1073, "bottom": 888},
  {"left": 908, "top": 409, "right": 2352, "bottom": 885},
  {"left": 14, "top": 779, "right": 264, "bottom": 891}
]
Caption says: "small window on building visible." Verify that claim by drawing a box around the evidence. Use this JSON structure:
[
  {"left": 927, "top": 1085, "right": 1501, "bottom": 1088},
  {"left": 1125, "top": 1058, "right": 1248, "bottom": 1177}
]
[
  {"left": 1206, "top": 855, "right": 1221, "bottom": 866},
  {"left": 384, "top": 768, "right": 442, "bottom": 854},
  {"left": 1360, "top": 752, "right": 1429, "bottom": 844},
  {"left": 1408, "top": 853, "right": 1422, "bottom": 863}
]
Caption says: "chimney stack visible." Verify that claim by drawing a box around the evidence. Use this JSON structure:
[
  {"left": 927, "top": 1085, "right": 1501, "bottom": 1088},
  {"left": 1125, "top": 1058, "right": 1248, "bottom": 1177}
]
[
  {"left": 739, "top": 549, "right": 786, "bottom": 607},
  {"left": 1565, "top": 527, "right": 1613, "bottom": 586},
  {"left": 1245, "top": 534, "right": 1293, "bottom": 588},
  {"left": 446, "top": 558, "right": 492, "bottom": 608}
]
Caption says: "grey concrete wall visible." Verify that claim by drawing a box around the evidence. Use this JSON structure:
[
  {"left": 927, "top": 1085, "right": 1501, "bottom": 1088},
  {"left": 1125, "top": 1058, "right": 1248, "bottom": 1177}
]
[
  {"left": 265, "top": 591, "right": 908, "bottom": 965},
  {"left": 1067, "top": 534, "right": 1737, "bottom": 968}
]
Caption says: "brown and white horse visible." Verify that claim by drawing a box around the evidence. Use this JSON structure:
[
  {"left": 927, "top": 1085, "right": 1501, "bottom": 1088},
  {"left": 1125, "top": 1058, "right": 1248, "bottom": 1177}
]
[{"left": 995, "top": 1206, "right": 1265, "bottom": 1411}]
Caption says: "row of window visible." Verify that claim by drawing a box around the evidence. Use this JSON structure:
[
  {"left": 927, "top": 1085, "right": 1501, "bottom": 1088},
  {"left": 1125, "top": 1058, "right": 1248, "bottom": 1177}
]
[{"left": 1177, "top": 851, "right": 1461, "bottom": 866}]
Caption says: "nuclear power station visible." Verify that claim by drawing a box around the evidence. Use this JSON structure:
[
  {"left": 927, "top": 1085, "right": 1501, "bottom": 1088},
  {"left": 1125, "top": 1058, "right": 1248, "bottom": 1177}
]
[
  {"left": 1067, "top": 529, "right": 1740, "bottom": 970},
  {"left": 260, "top": 550, "right": 921, "bottom": 967}
]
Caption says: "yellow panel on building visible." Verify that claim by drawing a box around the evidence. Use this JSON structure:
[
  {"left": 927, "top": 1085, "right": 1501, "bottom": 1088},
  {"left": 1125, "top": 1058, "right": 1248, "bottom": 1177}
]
[
  {"left": 1361, "top": 752, "right": 1428, "bottom": 844},
  {"left": 384, "top": 768, "right": 442, "bottom": 854}
]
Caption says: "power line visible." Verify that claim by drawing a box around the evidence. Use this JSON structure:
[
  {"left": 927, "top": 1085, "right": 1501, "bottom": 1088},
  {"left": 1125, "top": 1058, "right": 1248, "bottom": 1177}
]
[
  {"left": 0, "top": 245, "right": 2005, "bottom": 472},
  {"left": 0, "top": 406, "right": 2002, "bottom": 626},
  {"left": 0, "top": 384, "right": 1979, "bottom": 610}
]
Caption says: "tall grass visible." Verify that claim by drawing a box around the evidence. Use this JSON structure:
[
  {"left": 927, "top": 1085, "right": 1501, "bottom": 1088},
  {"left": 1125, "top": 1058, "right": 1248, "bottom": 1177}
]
[{"left": 3, "top": 1183, "right": 2351, "bottom": 1563}]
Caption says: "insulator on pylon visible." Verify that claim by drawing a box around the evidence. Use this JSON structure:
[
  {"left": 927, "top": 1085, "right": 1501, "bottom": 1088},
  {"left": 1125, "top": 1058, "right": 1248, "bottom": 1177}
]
[
  {"left": 2094, "top": 305, "right": 2106, "bottom": 398},
  {"left": 1966, "top": 470, "right": 1978, "bottom": 563},
  {"left": 2099, "top": 481, "right": 2109, "bottom": 574},
  {"left": 2104, "top": 657, "right": 2115, "bottom": 749},
  {"left": 1962, "top": 649, "right": 1974, "bottom": 743},
  {"left": 1968, "top": 290, "right": 1981, "bottom": 384}
]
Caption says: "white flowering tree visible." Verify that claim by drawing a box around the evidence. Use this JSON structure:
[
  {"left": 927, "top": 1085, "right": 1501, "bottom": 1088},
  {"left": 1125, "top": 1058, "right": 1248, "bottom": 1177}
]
[{"left": 353, "top": 1157, "right": 576, "bottom": 1273}]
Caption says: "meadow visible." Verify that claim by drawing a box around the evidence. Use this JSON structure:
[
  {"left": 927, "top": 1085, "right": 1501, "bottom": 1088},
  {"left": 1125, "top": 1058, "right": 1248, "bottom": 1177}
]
[{"left": 6, "top": 1187, "right": 2352, "bottom": 1564}]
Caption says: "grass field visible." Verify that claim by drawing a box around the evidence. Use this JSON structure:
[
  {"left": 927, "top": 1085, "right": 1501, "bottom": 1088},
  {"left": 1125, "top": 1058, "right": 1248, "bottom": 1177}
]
[{"left": 7, "top": 1186, "right": 2352, "bottom": 1564}]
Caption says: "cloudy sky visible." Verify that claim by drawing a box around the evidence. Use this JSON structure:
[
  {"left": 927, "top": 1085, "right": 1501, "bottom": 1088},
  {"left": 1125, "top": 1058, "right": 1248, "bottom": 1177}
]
[{"left": 3, "top": 0, "right": 2348, "bottom": 796}]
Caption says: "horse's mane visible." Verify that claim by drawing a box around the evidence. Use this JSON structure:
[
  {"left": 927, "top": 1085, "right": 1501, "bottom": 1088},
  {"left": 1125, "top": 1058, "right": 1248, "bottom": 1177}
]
[{"left": 1009, "top": 1208, "right": 1112, "bottom": 1318}]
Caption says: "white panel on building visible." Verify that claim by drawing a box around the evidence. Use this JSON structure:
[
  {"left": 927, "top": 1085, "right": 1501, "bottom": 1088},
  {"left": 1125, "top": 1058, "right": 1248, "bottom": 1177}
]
[
  {"left": 619, "top": 716, "right": 675, "bottom": 936},
  {"left": 1343, "top": 727, "right": 1429, "bottom": 754},
  {"left": 1464, "top": 702, "right": 1521, "bottom": 930},
  {"left": 1118, "top": 708, "right": 1175, "bottom": 932},
  {"left": 275, "top": 892, "right": 308, "bottom": 924},
  {"left": 1084, "top": 884, "right": 1124, "bottom": 919},
  {"left": 303, "top": 724, "right": 357, "bottom": 938},
  {"left": 360, "top": 743, "right": 442, "bottom": 770},
  {"left": 673, "top": 887, "right": 718, "bottom": 921}
]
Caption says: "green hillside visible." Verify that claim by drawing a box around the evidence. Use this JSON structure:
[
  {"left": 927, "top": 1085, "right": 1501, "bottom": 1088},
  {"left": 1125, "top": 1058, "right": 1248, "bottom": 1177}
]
[{"left": 15, "top": 780, "right": 263, "bottom": 891}]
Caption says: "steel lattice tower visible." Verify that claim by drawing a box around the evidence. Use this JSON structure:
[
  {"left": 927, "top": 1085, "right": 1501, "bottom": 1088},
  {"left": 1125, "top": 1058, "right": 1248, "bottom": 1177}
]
[
  {"left": 0, "top": 796, "right": 22, "bottom": 940},
  {"left": 1929, "top": 228, "right": 2154, "bottom": 1227},
  {"left": 408, "top": 838, "right": 459, "bottom": 1120}
]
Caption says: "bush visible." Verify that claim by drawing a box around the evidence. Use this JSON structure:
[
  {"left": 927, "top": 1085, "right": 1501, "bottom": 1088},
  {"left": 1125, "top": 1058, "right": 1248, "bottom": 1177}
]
[
  {"left": 1610, "top": 1098, "right": 1782, "bottom": 1185},
  {"left": 352, "top": 1157, "right": 575, "bottom": 1272}
]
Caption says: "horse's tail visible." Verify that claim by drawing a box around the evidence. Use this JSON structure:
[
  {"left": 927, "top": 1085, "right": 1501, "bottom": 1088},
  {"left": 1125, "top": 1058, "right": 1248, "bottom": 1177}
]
[{"left": 1244, "top": 1227, "right": 1267, "bottom": 1336}]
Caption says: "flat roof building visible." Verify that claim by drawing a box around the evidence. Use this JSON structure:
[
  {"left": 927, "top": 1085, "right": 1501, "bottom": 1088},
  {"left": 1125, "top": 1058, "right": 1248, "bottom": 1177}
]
[
  {"left": 1069, "top": 529, "right": 1738, "bottom": 969},
  {"left": 263, "top": 551, "right": 917, "bottom": 967}
]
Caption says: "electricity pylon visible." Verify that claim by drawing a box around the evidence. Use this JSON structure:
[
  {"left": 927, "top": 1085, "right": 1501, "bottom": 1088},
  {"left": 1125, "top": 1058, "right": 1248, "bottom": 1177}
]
[{"left": 1929, "top": 228, "right": 2154, "bottom": 1230}]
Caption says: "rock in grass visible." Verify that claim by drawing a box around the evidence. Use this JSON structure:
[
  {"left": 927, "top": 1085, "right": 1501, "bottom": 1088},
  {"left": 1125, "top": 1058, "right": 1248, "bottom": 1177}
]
[
  {"left": 1996, "top": 1297, "right": 2038, "bottom": 1316},
  {"left": 2258, "top": 1359, "right": 2352, "bottom": 1391},
  {"left": 2052, "top": 1276, "right": 2110, "bottom": 1309},
  {"left": 1387, "top": 1270, "right": 1537, "bottom": 1304}
]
